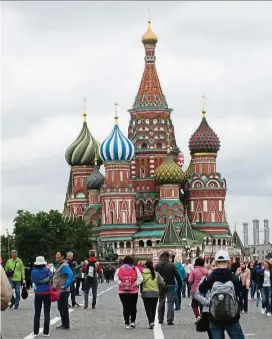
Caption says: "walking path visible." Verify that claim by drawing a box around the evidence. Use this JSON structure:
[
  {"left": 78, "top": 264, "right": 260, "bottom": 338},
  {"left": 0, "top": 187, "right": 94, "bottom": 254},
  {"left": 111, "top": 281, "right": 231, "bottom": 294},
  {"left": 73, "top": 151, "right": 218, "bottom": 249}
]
[{"left": 1, "top": 282, "right": 271, "bottom": 339}]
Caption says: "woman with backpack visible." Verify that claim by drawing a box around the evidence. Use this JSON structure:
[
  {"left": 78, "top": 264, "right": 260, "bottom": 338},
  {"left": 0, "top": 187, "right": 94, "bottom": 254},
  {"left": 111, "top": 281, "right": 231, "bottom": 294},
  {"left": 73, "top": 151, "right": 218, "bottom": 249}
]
[
  {"left": 114, "top": 256, "right": 143, "bottom": 329},
  {"left": 141, "top": 260, "right": 165, "bottom": 329},
  {"left": 31, "top": 256, "right": 52, "bottom": 337}
]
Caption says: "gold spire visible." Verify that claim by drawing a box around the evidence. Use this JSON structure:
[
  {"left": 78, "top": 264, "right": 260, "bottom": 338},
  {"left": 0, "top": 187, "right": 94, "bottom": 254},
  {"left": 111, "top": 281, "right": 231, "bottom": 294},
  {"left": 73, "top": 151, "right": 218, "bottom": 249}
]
[
  {"left": 166, "top": 131, "right": 171, "bottom": 153},
  {"left": 202, "top": 94, "right": 207, "bottom": 118},
  {"left": 83, "top": 97, "right": 87, "bottom": 122},
  {"left": 94, "top": 147, "right": 98, "bottom": 166},
  {"left": 114, "top": 102, "right": 119, "bottom": 125},
  {"left": 142, "top": 15, "right": 158, "bottom": 45}
]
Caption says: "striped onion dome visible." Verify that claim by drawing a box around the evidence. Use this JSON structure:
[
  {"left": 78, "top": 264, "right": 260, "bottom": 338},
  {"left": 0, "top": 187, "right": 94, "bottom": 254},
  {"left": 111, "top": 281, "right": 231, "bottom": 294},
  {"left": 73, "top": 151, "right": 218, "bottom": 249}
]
[
  {"left": 189, "top": 112, "right": 220, "bottom": 154},
  {"left": 99, "top": 120, "right": 135, "bottom": 162},
  {"left": 65, "top": 114, "right": 101, "bottom": 166},
  {"left": 155, "top": 153, "right": 183, "bottom": 185},
  {"left": 86, "top": 165, "right": 104, "bottom": 190}
]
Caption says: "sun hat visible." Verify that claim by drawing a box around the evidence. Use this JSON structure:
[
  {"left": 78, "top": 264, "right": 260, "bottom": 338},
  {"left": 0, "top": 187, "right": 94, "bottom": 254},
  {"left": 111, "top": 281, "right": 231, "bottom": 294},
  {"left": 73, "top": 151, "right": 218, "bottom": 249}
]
[
  {"left": 34, "top": 256, "right": 47, "bottom": 266},
  {"left": 215, "top": 250, "right": 230, "bottom": 262}
]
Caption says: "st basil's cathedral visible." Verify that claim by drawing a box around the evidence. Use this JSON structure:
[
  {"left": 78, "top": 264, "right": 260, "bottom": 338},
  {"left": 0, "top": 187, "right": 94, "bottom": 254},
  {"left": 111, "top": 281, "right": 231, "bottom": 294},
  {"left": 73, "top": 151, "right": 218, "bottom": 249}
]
[{"left": 63, "top": 21, "right": 244, "bottom": 262}]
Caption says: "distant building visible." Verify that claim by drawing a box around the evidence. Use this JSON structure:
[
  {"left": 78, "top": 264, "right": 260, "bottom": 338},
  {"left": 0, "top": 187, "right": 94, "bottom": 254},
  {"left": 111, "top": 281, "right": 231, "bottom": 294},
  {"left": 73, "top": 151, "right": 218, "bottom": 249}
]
[
  {"left": 243, "top": 222, "right": 248, "bottom": 247},
  {"left": 253, "top": 219, "right": 260, "bottom": 246},
  {"left": 245, "top": 244, "right": 272, "bottom": 261},
  {"left": 264, "top": 219, "right": 270, "bottom": 245}
]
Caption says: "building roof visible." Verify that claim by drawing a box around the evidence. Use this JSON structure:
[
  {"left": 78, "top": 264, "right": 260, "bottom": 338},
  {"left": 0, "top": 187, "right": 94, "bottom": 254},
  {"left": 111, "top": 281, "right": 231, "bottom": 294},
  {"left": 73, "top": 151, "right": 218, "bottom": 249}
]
[
  {"left": 86, "top": 165, "right": 104, "bottom": 190},
  {"left": 100, "top": 237, "right": 132, "bottom": 242},
  {"left": 133, "top": 230, "right": 163, "bottom": 238},
  {"left": 160, "top": 218, "right": 181, "bottom": 244},
  {"left": 180, "top": 212, "right": 196, "bottom": 241},
  {"left": 155, "top": 153, "right": 183, "bottom": 185}
]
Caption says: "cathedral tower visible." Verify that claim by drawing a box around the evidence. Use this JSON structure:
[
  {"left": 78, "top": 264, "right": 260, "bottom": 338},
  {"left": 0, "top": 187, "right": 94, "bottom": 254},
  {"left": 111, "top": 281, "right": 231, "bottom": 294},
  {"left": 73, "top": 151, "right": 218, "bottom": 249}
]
[{"left": 128, "top": 21, "right": 183, "bottom": 221}]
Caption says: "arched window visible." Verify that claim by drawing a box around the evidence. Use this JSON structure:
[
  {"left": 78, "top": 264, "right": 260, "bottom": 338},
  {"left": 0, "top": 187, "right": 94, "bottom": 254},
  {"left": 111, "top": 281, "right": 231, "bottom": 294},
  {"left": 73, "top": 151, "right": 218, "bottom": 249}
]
[
  {"left": 139, "top": 240, "right": 144, "bottom": 248},
  {"left": 156, "top": 142, "right": 162, "bottom": 148},
  {"left": 223, "top": 239, "right": 226, "bottom": 246},
  {"left": 119, "top": 242, "right": 124, "bottom": 249},
  {"left": 156, "top": 240, "right": 160, "bottom": 244},
  {"left": 146, "top": 240, "right": 152, "bottom": 247},
  {"left": 147, "top": 201, "right": 152, "bottom": 210},
  {"left": 213, "top": 239, "right": 216, "bottom": 246},
  {"left": 114, "top": 242, "right": 117, "bottom": 249},
  {"left": 206, "top": 238, "right": 209, "bottom": 245},
  {"left": 139, "top": 201, "right": 144, "bottom": 216},
  {"left": 142, "top": 143, "right": 148, "bottom": 149},
  {"left": 140, "top": 166, "right": 146, "bottom": 178},
  {"left": 218, "top": 239, "right": 221, "bottom": 246},
  {"left": 110, "top": 211, "right": 114, "bottom": 223},
  {"left": 126, "top": 242, "right": 131, "bottom": 249},
  {"left": 198, "top": 212, "right": 203, "bottom": 222}
]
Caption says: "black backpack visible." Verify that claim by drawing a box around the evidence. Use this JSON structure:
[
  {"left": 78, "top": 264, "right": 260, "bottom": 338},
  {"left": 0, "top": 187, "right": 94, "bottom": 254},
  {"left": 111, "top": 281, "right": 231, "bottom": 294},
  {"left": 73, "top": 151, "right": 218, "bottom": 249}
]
[{"left": 86, "top": 262, "right": 96, "bottom": 278}]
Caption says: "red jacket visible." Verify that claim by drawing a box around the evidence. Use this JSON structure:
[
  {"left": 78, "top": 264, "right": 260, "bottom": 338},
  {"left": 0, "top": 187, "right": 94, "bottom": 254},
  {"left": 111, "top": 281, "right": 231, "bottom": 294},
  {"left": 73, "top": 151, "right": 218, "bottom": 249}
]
[
  {"left": 81, "top": 257, "right": 102, "bottom": 277},
  {"left": 188, "top": 266, "right": 208, "bottom": 293}
]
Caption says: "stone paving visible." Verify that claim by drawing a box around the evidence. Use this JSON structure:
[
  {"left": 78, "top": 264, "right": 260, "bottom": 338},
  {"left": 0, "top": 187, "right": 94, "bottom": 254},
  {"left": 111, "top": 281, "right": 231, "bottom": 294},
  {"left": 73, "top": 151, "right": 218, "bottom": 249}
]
[{"left": 1, "top": 282, "right": 271, "bottom": 339}]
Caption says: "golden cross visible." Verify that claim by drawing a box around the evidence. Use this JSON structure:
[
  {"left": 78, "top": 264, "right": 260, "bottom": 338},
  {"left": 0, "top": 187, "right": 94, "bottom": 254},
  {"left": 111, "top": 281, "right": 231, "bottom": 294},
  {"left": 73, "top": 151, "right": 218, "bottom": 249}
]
[
  {"left": 202, "top": 94, "right": 207, "bottom": 117},
  {"left": 83, "top": 97, "right": 87, "bottom": 122},
  {"left": 114, "top": 102, "right": 119, "bottom": 124},
  {"left": 148, "top": 9, "right": 151, "bottom": 23}
]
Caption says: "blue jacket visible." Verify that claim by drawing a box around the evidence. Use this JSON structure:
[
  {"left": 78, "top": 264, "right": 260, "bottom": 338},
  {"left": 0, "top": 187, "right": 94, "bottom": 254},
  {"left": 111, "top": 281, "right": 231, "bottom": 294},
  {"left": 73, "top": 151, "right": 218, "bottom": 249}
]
[
  {"left": 31, "top": 267, "right": 51, "bottom": 293},
  {"left": 174, "top": 263, "right": 186, "bottom": 292},
  {"left": 57, "top": 263, "right": 74, "bottom": 289}
]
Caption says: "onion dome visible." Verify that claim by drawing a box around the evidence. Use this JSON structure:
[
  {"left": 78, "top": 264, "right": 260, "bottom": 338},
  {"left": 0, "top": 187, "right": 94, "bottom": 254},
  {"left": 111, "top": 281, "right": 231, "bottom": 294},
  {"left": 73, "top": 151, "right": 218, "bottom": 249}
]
[
  {"left": 65, "top": 111, "right": 101, "bottom": 166},
  {"left": 155, "top": 152, "right": 183, "bottom": 185},
  {"left": 181, "top": 160, "right": 194, "bottom": 183},
  {"left": 62, "top": 202, "right": 77, "bottom": 223},
  {"left": 86, "top": 165, "right": 104, "bottom": 190},
  {"left": 189, "top": 110, "right": 220, "bottom": 154},
  {"left": 99, "top": 108, "right": 135, "bottom": 162},
  {"left": 142, "top": 21, "right": 158, "bottom": 45}
]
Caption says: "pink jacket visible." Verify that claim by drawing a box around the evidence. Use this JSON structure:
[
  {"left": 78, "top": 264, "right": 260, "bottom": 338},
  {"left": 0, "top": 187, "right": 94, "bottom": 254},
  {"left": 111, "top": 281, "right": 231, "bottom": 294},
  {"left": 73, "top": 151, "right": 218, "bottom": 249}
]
[
  {"left": 114, "top": 264, "right": 143, "bottom": 294},
  {"left": 188, "top": 266, "right": 208, "bottom": 293},
  {"left": 236, "top": 268, "right": 250, "bottom": 288}
]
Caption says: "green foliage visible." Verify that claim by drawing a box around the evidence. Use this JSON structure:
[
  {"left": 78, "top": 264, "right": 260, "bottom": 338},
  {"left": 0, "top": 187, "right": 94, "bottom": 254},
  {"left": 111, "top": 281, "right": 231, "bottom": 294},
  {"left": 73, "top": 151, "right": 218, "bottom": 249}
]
[
  {"left": 12, "top": 210, "right": 92, "bottom": 264},
  {"left": 1, "top": 233, "right": 15, "bottom": 262}
]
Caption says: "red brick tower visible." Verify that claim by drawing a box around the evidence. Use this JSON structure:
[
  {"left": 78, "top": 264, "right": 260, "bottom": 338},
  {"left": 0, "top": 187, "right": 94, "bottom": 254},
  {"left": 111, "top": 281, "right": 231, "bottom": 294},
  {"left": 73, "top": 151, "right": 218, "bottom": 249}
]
[
  {"left": 185, "top": 106, "right": 229, "bottom": 235},
  {"left": 128, "top": 21, "right": 183, "bottom": 221}
]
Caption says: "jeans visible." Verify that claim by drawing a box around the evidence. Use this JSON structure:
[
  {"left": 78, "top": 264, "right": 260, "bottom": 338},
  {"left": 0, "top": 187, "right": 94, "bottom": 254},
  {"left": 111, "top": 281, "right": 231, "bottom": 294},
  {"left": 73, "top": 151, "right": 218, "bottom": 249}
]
[
  {"left": 174, "top": 289, "right": 181, "bottom": 309},
  {"left": 75, "top": 277, "right": 82, "bottom": 295},
  {"left": 70, "top": 281, "right": 76, "bottom": 305},
  {"left": 9, "top": 280, "right": 21, "bottom": 306},
  {"left": 261, "top": 286, "right": 271, "bottom": 313},
  {"left": 240, "top": 286, "right": 249, "bottom": 312},
  {"left": 158, "top": 284, "right": 175, "bottom": 323},
  {"left": 250, "top": 280, "right": 256, "bottom": 298},
  {"left": 211, "top": 321, "right": 245, "bottom": 339},
  {"left": 34, "top": 294, "right": 51, "bottom": 335},
  {"left": 57, "top": 292, "right": 70, "bottom": 328},
  {"left": 119, "top": 293, "right": 138, "bottom": 325},
  {"left": 142, "top": 297, "right": 158, "bottom": 324},
  {"left": 84, "top": 277, "right": 98, "bottom": 307}
]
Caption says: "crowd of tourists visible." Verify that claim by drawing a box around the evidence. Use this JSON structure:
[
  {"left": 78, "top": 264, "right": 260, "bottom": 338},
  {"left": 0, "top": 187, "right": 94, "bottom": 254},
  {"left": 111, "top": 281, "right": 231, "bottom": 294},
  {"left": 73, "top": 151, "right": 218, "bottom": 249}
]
[{"left": 1, "top": 249, "right": 272, "bottom": 338}]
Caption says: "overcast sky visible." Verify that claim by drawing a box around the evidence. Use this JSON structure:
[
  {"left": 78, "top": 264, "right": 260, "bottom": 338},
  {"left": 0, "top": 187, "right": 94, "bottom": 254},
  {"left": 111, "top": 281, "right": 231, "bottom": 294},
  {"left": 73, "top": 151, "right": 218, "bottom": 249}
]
[{"left": 2, "top": 1, "right": 272, "bottom": 244}]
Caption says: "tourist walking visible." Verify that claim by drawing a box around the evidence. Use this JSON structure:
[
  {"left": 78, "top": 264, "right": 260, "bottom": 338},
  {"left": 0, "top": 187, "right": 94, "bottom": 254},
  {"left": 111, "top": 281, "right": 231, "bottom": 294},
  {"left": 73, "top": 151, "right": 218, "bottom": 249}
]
[
  {"left": 136, "top": 261, "right": 144, "bottom": 274},
  {"left": 66, "top": 252, "right": 80, "bottom": 307},
  {"left": 114, "top": 255, "right": 143, "bottom": 329},
  {"left": 53, "top": 252, "right": 74, "bottom": 330},
  {"left": 81, "top": 251, "right": 102, "bottom": 309},
  {"left": 174, "top": 256, "right": 186, "bottom": 310},
  {"left": 231, "top": 257, "right": 241, "bottom": 274},
  {"left": 236, "top": 262, "right": 250, "bottom": 313},
  {"left": 188, "top": 257, "right": 208, "bottom": 321},
  {"left": 155, "top": 251, "right": 182, "bottom": 325},
  {"left": 183, "top": 258, "right": 193, "bottom": 298},
  {"left": 198, "top": 250, "right": 244, "bottom": 339},
  {"left": 31, "top": 256, "right": 52, "bottom": 337},
  {"left": 74, "top": 261, "right": 83, "bottom": 296},
  {"left": 5, "top": 250, "right": 25, "bottom": 309},
  {"left": 260, "top": 260, "right": 272, "bottom": 316},
  {"left": 248, "top": 261, "right": 256, "bottom": 300},
  {"left": 142, "top": 260, "right": 164, "bottom": 329}
]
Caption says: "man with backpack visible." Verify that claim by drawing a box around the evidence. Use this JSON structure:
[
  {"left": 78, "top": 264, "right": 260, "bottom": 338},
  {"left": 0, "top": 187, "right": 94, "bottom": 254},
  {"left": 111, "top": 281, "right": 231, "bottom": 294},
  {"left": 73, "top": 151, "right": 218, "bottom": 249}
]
[
  {"left": 81, "top": 251, "right": 102, "bottom": 309},
  {"left": 155, "top": 251, "right": 182, "bottom": 325},
  {"left": 198, "top": 250, "right": 245, "bottom": 339}
]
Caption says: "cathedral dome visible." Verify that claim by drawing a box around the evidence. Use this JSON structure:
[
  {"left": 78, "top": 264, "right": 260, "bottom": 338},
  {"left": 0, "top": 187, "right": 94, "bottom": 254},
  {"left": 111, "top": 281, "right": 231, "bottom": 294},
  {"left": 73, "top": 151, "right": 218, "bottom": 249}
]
[
  {"left": 189, "top": 113, "right": 220, "bottom": 154},
  {"left": 86, "top": 166, "right": 104, "bottom": 190},
  {"left": 155, "top": 153, "right": 183, "bottom": 185},
  {"left": 142, "top": 21, "right": 158, "bottom": 45},
  {"left": 99, "top": 115, "right": 135, "bottom": 162},
  {"left": 65, "top": 113, "right": 101, "bottom": 166}
]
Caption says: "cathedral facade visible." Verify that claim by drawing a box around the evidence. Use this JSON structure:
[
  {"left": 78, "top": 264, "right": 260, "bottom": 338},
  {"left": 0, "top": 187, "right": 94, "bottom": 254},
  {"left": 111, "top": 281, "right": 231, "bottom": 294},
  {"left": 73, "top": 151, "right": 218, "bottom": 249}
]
[{"left": 63, "top": 22, "right": 243, "bottom": 262}]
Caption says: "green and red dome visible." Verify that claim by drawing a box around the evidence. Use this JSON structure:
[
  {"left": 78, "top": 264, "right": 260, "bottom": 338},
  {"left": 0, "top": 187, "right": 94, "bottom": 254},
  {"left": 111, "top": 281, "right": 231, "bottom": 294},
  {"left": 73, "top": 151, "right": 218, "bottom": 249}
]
[{"left": 189, "top": 115, "right": 220, "bottom": 154}]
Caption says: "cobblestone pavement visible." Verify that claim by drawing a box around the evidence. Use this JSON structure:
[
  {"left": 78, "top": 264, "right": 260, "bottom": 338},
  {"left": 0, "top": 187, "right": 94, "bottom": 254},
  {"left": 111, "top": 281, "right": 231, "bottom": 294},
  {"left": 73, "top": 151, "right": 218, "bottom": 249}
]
[{"left": 1, "top": 282, "right": 271, "bottom": 339}]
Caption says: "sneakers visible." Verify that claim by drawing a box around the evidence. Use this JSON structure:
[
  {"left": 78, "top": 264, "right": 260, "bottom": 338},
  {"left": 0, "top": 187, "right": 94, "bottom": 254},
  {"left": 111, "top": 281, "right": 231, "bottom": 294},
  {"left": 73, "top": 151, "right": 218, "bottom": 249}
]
[
  {"left": 261, "top": 308, "right": 266, "bottom": 315},
  {"left": 92, "top": 305, "right": 96, "bottom": 309},
  {"left": 84, "top": 305, "right": 88, "bottom": 309},
  {"left": 130, "top": 323, "right": 135, "bottom": 328},
  {"left": 267, "top": 312, "right": 271, "bottom": 317},
  {"left": 241, "top": 310, "right": 244, "bottom": 314},
  {"left": 56, "top": 325, "right": 69, "bottom": 330},
  {"left": 72, "top": 303, "right": 80, "bottom": 308},
  {"left": 194, "top": 316, "right": 202, "bottom": 325},
  {"left": 167, "top": 322, "right": 174, "bottom": 325},
  {"left": 125, "top": 325, "right": 130, "bottom": 329},
  {"left": 149, "top": 323, "right": 154, "bottom": 329}
]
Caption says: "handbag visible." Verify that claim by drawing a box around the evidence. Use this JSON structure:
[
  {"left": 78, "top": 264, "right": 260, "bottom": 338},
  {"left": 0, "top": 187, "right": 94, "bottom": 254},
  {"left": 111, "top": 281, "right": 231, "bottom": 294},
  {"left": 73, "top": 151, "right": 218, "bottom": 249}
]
[
  {"left": 21, "top": 285, "right": 28, "bottom": 300},
  {"left": 50, "top": 286, "right": 60, "bottom": 302},
  {"left": 6, "top": 261, "right": 18, "bottom": 279},
  {"left": 196, "top": 313, "right": 210, "bottom": 332}
]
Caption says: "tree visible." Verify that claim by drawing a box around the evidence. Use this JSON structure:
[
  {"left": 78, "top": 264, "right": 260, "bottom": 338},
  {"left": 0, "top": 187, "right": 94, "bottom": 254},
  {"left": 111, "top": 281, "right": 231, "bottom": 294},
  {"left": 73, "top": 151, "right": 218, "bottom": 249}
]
[
  {"left": 1, "top": 233, "right": 15, "bottom": 262},
  {"left": 13, "top": 210, "right": 93, "bottom": 264}
]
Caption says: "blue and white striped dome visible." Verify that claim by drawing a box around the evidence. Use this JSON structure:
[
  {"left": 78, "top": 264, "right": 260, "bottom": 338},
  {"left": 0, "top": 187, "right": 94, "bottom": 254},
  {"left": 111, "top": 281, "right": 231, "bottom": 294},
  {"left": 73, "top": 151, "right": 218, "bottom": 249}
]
[{"left": 99, "top": 124, "right": 135, "bottom": 162}]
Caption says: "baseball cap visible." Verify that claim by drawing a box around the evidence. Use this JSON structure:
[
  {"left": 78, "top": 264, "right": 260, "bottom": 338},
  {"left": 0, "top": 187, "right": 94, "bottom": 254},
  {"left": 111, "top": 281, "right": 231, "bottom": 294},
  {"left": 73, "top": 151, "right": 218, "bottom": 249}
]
[{"left": 215, "top": 250, "right": 230, "bottom": 262}]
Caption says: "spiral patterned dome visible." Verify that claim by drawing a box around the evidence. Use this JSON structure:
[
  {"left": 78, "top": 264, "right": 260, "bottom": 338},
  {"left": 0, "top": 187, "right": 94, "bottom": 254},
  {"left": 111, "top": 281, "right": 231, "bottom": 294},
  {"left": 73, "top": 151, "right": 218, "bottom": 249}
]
[
  {"left": 65, "top": 120, "right": 101, "bottom": 166},
  {"left": 99, "top": 124, "right": 135, "bottom": 162},
  {"left": 155, "top": 153, "right": 183, "bottom": 185},
  {"left": 189, "top": 115, "right": 220, "bottom": 154},
  {"left": 86, "top": 166, "right": 104, "bottom": 190}
]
